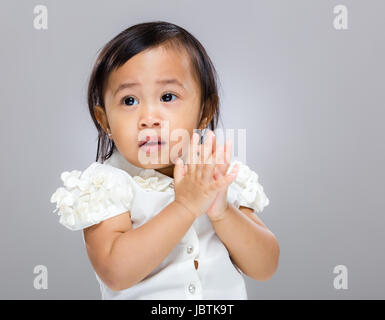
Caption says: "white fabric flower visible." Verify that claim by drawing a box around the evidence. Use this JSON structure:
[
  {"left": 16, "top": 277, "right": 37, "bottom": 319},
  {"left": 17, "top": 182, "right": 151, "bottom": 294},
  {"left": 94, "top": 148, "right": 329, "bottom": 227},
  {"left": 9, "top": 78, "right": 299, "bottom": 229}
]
[
  {"left": 50, "top": 163, "right": 134, "bottom": 231},
  {"left": 60, "top": 170, "right": 82, "bottom": 188},
  {"left": 132, "top": 169, "right": 174, "bottom": 192},
  {"left": 228, "top": 160, "right": 270, "bottom": 213}
]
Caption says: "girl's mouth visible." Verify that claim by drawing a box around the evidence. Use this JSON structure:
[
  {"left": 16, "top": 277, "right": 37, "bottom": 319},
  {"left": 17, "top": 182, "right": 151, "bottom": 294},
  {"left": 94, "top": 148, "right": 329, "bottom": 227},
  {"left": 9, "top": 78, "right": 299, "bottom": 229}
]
[{"left": 139, "top": 140, "right": 165, "bottom": 153}]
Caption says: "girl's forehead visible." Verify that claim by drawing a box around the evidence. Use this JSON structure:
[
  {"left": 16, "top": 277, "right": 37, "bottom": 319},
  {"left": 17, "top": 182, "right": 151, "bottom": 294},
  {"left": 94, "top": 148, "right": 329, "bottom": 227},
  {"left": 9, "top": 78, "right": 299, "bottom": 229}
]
[
  {"left": 116, "top": 47, "right": 190, "bottom": 78},
  {"left": 106, "top": 46, "right": 198, "bottom": 94}
]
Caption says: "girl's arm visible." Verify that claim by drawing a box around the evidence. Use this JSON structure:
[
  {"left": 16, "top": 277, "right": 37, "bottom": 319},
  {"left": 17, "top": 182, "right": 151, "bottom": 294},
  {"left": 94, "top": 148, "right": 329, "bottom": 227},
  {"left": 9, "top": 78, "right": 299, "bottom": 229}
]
[
  {"left": 83, "top": 200, "right": 196, "bottom": 291},
  {"left": 211, "top": 204, "right": 280, "bottom": 281}
]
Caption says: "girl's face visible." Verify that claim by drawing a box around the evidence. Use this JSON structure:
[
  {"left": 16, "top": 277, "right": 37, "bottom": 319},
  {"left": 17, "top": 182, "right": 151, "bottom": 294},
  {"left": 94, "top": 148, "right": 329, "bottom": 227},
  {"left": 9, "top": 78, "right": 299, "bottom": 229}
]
[{"left": 94, "top": 44, "right": 204, "bottom": 176}]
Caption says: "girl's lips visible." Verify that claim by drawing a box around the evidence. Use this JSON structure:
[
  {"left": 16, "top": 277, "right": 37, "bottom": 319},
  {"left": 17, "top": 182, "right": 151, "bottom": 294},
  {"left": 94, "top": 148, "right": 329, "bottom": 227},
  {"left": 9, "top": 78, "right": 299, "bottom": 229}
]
[
  {"left": 138, "top": 136, "right": 163, "bottom": 147},
  {"left": 139, "top": 141, "right": 165, "bottom": 153}
]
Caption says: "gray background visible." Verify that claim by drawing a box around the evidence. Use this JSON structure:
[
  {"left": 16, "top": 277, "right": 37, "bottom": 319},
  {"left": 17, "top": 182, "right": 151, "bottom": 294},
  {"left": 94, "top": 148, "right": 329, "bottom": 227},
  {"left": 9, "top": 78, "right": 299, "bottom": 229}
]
[{"left": 1, "top": 0, "right": 384, "bottom": 299}]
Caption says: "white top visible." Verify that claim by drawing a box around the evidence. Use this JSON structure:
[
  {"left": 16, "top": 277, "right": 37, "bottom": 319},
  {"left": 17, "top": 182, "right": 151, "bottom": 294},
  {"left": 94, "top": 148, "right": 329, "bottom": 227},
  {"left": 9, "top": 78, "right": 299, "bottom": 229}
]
[{"left": 50, "top": 147, "right": 270, "bottom": 299}]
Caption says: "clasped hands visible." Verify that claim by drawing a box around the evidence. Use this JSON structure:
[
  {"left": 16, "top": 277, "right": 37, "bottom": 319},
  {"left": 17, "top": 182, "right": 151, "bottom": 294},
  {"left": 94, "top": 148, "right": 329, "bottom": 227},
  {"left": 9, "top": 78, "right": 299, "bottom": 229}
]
[{"left": 173, "top": 130, "right": 239, "bottom": 222}]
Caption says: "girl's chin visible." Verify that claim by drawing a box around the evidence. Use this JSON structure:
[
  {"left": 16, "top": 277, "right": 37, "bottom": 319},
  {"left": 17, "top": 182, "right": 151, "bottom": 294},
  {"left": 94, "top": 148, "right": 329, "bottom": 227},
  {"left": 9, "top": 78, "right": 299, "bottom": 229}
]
[{"left": 137, "top": 148, "right": 172, "bottom": 166}]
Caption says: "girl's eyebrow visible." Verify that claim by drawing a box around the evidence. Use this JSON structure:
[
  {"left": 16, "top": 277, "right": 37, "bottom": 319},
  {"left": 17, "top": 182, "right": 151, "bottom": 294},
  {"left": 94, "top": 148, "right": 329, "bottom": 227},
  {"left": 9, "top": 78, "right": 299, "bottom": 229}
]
[{"left": 114, "top": 78, "right": 186, "bottom": 97}]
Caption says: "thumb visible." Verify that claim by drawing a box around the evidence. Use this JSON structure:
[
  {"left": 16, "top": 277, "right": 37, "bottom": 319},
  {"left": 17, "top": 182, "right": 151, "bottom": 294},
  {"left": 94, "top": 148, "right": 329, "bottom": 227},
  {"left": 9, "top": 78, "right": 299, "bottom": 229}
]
[
  {"left": 173, "top": 158, "right": 185, "bottom": 184},
  {"left": 218, "top": 163, "right": 239, "bottom": 189}
]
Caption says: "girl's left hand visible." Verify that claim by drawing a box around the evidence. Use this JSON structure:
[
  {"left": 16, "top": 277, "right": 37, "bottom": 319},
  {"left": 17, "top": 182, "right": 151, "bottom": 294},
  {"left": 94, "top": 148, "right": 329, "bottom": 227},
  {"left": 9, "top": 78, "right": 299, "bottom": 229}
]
[{"left": 199, "top": 132, "right": 239, "bottom": 222}]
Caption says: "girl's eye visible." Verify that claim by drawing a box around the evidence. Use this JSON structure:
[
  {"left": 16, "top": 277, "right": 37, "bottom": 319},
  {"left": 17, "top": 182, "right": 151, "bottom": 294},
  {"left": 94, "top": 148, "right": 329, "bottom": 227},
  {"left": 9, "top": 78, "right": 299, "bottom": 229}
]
[
  {"left": 121, "top": 93, "right": 177, "bottom": 106},
  {"left": 161, "top": 93, "right": 177, "bottom": 103},
  {"left": 121, "top": 96, "right": 139, "bottom": 106}
]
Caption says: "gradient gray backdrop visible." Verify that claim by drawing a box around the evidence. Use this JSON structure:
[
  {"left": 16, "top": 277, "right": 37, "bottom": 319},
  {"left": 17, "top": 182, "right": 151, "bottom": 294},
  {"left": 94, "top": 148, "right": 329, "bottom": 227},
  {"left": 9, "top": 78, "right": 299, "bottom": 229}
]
[{"left": 1, "top": 0, "right": 384, "bottom": 299}]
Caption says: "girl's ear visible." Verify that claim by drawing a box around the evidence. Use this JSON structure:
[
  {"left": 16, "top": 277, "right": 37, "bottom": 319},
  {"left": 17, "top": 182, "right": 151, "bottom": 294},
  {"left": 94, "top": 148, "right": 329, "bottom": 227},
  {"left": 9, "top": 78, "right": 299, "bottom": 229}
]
[
  {"left": 94, "top": 105, "right": 110, "bottom": 135},
  {"left": 198, "top": 109, "right": 214, "bottom": 130},
  {"left": 199, "top": 117, "right": 208, "bottom": 130}
]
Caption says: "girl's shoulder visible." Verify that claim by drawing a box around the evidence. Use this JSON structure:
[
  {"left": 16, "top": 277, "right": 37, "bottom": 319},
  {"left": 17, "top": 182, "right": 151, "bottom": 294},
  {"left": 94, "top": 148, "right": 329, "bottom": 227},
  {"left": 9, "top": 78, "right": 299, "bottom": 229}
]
[
  {"left": 50, "top": 161, "right": 135, "bottom": 231},
  {"left": 227, "top": 159, "right": 270, "bottom": 214}
]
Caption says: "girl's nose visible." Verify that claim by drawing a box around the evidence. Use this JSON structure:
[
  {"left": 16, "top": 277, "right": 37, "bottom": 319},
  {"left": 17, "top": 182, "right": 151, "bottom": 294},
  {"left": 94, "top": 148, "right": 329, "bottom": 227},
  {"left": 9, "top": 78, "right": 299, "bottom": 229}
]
[
  {"left": 138, "top": 103, "right": 162, "bottom": 128},
  {"left": 139, "top": 117, "right": 161, "bottom": 128}
]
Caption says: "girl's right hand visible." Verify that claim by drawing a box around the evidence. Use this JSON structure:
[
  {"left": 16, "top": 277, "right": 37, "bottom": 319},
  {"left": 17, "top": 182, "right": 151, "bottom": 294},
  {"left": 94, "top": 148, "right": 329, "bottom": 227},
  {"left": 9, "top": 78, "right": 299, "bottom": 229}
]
[{"left": 173, "top": 131, "right": 237, "bottom": 219}]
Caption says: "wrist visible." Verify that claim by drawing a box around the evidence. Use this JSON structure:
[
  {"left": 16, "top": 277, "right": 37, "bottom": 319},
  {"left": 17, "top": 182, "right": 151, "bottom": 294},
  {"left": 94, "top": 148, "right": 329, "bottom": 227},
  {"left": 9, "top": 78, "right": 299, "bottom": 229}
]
[
  {"left": 209, "top": 202, "right": 231, "bottom": 223},
  {"left": 173, "top": 199, "right": 198, "bottom": 221}
]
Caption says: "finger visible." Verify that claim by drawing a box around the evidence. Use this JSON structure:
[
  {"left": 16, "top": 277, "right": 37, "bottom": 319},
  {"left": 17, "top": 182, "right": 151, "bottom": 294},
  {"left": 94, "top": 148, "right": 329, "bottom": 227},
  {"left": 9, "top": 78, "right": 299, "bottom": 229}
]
[
  {"left": 196, "top": 143, "right": 204, "bottom": 180},
  {"left": 220, "top": 139, "right": 233, "bottom": 174},
  {"left": 202, "top": 130, "right": 215, "bottom": 165},
  {"left": 224, "top": 139, "right": 233, "bottom": 166},
  {"left": 214, "top": 144, "right": 227, "bottom": 175},
  {"left": 173, "top": 158, "right": 185, "bottom": 184},
  {"left": 211, "top": 132, "right": 216, "bottom": 161},
  {"left": 213, "top": 166, "right": 221, "bottom": 180},
  {"left": 205, "top": 130, "right": 217, "bottom": 165},
  {"left": 202, "top": 151, "right": 216, "bottom": 183},
  {"left": 201, "top": 131, "right": 216, "bottom": 182},
  {"left": 225, "top": 165, "right": 239, "bottom": 185},
  {"left": 228, "top": 163, "right": 239, "bottom": 176},
  {"left": 210, "top": 132, "right": 219, "bottom": 170},
  {"left": 193, "top": 132, "right": 201, "bottom": 164},
  {"left": 216, "top": 163, "right": 239, "bottom": 189},
  {"left": 187, "top": 132, "right": 200, "bottom": 176}
]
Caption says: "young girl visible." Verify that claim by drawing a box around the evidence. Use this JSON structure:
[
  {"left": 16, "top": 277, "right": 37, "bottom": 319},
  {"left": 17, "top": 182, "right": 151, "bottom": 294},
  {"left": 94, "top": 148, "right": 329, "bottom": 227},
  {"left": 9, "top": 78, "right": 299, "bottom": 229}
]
[{"left": 50, "top": 21, "right": 279, "bottom": 300}]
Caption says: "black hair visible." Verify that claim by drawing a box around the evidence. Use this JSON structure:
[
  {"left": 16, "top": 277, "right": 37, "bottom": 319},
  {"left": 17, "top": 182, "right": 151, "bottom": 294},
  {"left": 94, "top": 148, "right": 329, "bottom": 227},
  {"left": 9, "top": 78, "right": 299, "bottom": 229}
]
[{"left": 87, "top": 20, "right": 223, "bottom": 162}]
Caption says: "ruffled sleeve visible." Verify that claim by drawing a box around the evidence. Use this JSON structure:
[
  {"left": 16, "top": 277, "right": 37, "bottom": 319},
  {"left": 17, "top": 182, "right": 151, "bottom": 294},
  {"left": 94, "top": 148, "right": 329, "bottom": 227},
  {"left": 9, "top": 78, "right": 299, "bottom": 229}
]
[
  {"left": 50, "top": 162, "right": 134, "bottom": 231},
  {"left": 227, "top": 160, "right": 270, "bottom": 213}
]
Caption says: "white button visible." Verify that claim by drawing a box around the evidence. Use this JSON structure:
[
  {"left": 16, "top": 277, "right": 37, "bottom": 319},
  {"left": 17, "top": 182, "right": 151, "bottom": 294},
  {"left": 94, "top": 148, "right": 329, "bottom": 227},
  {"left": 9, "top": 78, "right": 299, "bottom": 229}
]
[
  {"left": 186, "top": 245, "right": 194, "bottom": 254},
  {"left": 188, "top": 283, "right": 196, "bottom": 294}
]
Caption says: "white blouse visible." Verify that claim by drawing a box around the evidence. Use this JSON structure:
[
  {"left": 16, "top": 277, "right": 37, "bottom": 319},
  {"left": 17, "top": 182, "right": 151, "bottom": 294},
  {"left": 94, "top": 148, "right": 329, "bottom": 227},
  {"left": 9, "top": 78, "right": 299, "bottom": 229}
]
[{"left": 50, "top": 147, "right": 270, "bottom": 299}]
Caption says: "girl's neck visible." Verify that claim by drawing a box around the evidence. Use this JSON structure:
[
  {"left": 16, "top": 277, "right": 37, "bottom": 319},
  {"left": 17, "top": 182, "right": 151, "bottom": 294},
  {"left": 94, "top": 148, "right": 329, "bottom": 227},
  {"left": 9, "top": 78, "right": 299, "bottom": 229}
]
[{"left": 155, "top": 164, "right": 175, "bottom": 179}]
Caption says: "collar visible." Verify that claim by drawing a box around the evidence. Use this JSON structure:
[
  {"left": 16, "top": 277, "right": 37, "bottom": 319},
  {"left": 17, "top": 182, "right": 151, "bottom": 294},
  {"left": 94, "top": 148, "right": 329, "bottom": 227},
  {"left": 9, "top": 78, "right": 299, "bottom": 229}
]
[{"left": 103, "top": 146, "right": 175, "bottom": 192}]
